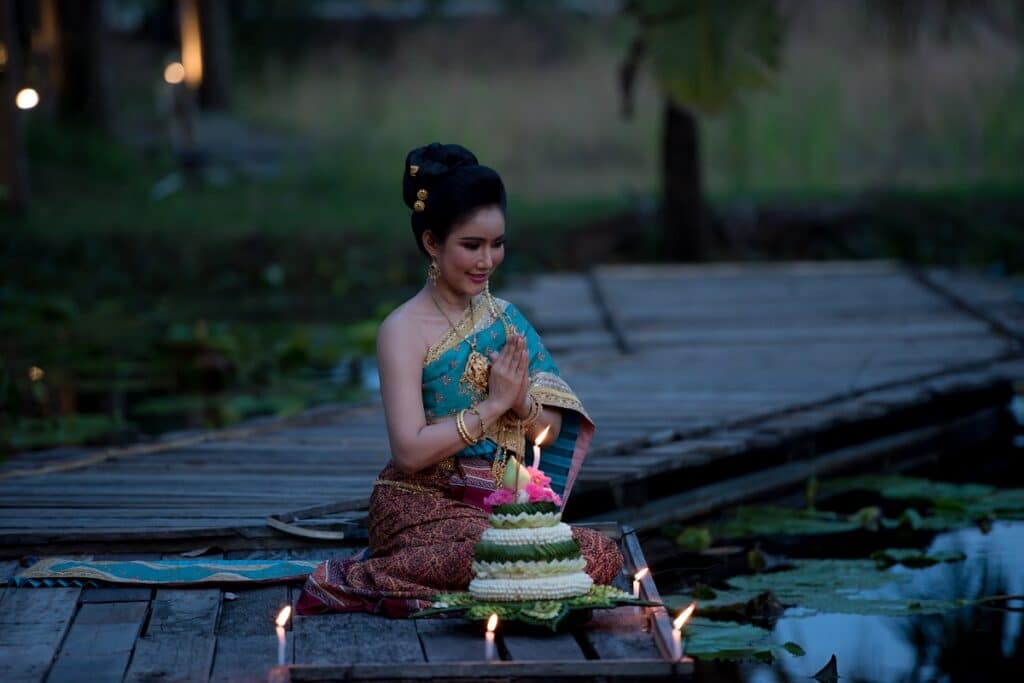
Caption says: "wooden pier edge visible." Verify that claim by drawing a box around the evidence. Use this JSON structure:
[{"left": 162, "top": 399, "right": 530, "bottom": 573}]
[
  {"left": 620, "top": 525, "right": 680, "bottom": 664},
  {"left": 266, "top": 521, "right": 693, "bottom": 682},
  {"left": 268, "top": 659, "right": 692, "bottom": 682}
]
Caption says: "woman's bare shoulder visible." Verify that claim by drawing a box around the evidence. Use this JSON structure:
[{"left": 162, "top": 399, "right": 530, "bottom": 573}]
[{"left": 377, "top": 296, "right": 430, "bottom": 358}]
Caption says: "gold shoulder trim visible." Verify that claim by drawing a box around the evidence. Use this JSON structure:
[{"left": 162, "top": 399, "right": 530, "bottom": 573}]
[
  {"left": 423, "top": 294, "right": 492, "bottom": 366},
  {"left": 531, "top": 371, "right": 593, "bottom": 425}
]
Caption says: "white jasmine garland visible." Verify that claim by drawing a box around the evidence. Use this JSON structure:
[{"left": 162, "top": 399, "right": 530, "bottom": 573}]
[
  {"left": 469, "top": 572, "right": 594, "bottom": 601},
  {"left": 481, "top": 522, "right": 574, "bottom": 546},
  {"left": 472, "top": 557, "right": 587, "bottom": 579}
]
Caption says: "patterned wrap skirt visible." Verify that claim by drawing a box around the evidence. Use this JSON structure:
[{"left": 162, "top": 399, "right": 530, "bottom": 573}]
[{"left": 296, "top": 460, "right": 624, "bottom": 617}]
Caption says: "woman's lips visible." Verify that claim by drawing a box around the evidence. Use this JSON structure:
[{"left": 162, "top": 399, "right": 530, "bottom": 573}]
[{"left": 468, "top": 273, "right": 488, "bottom": 283}]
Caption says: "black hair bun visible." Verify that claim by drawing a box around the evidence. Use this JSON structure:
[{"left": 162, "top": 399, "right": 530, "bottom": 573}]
[
  {"left": 402, "top": 142, "right": 507, "bottom": 256},
  {"left": 402, "top": 143, "right": 479, "bottom": 210}
]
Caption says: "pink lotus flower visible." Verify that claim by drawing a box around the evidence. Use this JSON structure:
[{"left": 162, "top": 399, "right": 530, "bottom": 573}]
[
  {"left": 482, "top": 488, "right": 516, "bottom": 512},
  {"left": 524, "top": 482, "right": 562, "bottom": 506},
  {"left": 525, "top": 466, "right": 551, "bottom": 487}
]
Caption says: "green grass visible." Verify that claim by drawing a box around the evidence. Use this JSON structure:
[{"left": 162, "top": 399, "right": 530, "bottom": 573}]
[{"left": 4, "top": 11, "right": 1023, "bottom": 454}]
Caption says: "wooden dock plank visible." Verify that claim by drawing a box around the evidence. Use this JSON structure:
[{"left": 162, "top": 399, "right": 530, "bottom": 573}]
[
  {"left": 80, "top": 587, "right": 153, "bottom": 603},
  {"left": 0, "top": 587, "right": 81, "bottom": 682},
  {"left": 1, "top": 261, "right": 1020, "bottom": 554},
  {"left": 415, "top": 619, "right": 489, "bottom": 662},
  {"left": 210, "top": 586, "right": 292, "bottom": 682},
  {"left": 47, "top": 601, "right": 148, "bottom": 683},
  {"left": 502, "top": 632, "right": 587, "bottom": 661},
  {"left": 125, "top": 589, "right": 221, "bottom": 683},
  {"left": 582, "top": 608, "right": 662, "bottom": 660},
  {"left": 294, "top": 612, "right": 424, "bottom": 665}
]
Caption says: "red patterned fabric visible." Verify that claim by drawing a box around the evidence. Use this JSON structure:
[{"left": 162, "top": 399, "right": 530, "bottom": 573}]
[{"left": 296, "top": 461, "right": 624, "bottom": 617}]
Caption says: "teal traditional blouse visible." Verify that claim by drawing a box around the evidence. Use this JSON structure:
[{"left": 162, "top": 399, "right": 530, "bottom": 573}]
[{"left": 419, "top": 293, "right": 594, "bottom": 503}]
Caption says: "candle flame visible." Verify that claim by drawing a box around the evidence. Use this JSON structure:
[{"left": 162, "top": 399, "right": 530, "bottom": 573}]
[
  {"left": 486, "top": 613, "right": 499, "bottom": 632},
  {"left": 634, "top": 567, "right": 649, "bottom": 582},
  {"left": 535, "top": 425, "right": 551, "bottom": 446},
  {"left": 673, "top": 602, "right": 696, "bottom": 630},
  {"left": 275, "top": 605, "right": 292, "bottom": 627},
  {"left": 15, "top": 88, "right": 39, "bottom": 110}
]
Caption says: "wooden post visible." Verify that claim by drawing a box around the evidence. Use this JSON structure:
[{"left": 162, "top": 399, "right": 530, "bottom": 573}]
[
  {"left": 0, "top": 0, "right": 30, "bottom": 213},
  {"left": 661, "top": 100, "right": 707, "bottom": 261},
  {"left": 55, "top": 0, "right": 110, "bottom": 132},
  {"left": 197, "top": 0, "right": 230, "bottom": 110}
]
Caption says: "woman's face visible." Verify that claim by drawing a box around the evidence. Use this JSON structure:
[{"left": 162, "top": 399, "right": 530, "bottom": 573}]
[{"left": 427, "top": 206, "right": 506, "bottom": 298}]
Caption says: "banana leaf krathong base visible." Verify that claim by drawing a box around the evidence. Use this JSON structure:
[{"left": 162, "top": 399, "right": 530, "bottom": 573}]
[{"left": 412, "top": 584, "right": 661, "bottom": 631}]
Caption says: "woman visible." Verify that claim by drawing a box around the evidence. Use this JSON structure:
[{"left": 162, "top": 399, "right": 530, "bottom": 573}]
[{"left": 297, "top": 143, "right": 623, "bottom": 617}]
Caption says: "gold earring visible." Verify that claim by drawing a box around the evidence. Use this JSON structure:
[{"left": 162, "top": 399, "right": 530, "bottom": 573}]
[{"left": 427, "top": 260, "right": 440, "bottom": 284}]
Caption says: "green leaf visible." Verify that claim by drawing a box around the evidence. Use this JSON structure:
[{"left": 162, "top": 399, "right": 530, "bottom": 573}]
[
  {"left": 870, "top": 548, "right": 966, "bottom": 569},
  {"left": 630, "top": 0, "right": 784, "bottom": 114},
  {"left": 473, "top": 540, "right": 581, "bottom": 564},
  {"left": 415, "top": 585, "right": 650, "bottom": 631},
  {"left": 674, "top": 526, "right": 713, "bottom": 551},
  {"left": 683, "top": 618, "right": 801, "bottom": 662},
  {"left": 693, "top": 583, "right": 718, "bottom": 600},
  {"left": 679, "top": 558, "right": 968, "bottom": 618},
  {"left": 783, "top": 641, "right": 806, "bottom": 656},
  {"left": 823, "top": 475, "right": 994, "bottom": 504},
  {"left": 713, "top": 505, "right": 860, "bottom": 539},
  {"left": 898, "top": 507, "right": 923, "bottom": 530},
  {"left": 492, "top": 502, "right": 558, "bottom": 516}
]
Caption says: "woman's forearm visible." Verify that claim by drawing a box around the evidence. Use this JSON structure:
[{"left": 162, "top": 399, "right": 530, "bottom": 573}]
[
  {"left": 526, "top": 407, "right": 562, "bottom": 444},
  {"left": 390, "top": 398, "right": 508, "bottom": 474}
]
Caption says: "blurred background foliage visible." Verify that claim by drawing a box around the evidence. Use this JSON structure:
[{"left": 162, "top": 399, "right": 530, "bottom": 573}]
[{"left": 1, "top": 0, "right": 1022, "bottom": 455}]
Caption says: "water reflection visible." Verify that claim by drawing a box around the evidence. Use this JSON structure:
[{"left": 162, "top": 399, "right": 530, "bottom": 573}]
[{"left": 748, "top": 522, "right": 1024, "bottom": 682}]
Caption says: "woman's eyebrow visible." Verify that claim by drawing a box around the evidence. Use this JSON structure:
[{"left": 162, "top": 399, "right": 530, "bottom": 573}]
[{"left": 459, "top": 235, "right": 505, "bottom": 241}]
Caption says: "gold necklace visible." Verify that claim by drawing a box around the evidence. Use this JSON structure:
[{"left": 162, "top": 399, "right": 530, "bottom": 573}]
[{"left": 428, "top": 287, "right": 477, "bottom": 352}]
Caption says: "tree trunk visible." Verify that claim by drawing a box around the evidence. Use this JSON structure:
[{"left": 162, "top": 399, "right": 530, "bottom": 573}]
[
  {"left": 56, "top": 0, "right": 110, "bottom": 132},
  {"left": 0, "top": 0, "right": 30, "bottom": 213},
  {"left": 661, "top": 100, "right": 706, "bottom": 261},
  {"left": 197, "top": 0, "right": 231, "bottom": 109}
]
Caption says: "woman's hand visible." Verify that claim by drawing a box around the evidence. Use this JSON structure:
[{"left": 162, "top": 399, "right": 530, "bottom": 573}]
[{"left": 487, "top": 333, "right": 529, "bottom": 413}]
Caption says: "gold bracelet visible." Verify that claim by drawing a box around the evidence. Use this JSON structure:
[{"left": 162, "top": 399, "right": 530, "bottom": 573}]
[
  {"left": 468, "top": 406, "right": 486, "bottom": 441},
  {"left": 455, "top": 409, "right": 470, "bottom": 445},
  {"left": 517, "top": 394, "right": 543, "bottom": 428},
  {"left": 456, "top": 409, "right": 479, "bottom": 446},
  {"left": 464, "top": 409, "right": 481, "bottom": 444}
]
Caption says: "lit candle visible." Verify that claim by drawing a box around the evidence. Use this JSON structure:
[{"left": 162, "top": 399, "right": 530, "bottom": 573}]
[
  {"left": 671, "top": 602, "right": 696, "bottom": 661},
  {"left": 485, "top": 613, "right": 498, "bottom": 661},
  {"left": 532, "top": 425, "right": 550, "bottom": 470},
  {"left": 632, "top": 567, "right": 649, "bottom": 599},
  {"left": 275, "top": 605, "right": 292, "bottom": 666}
]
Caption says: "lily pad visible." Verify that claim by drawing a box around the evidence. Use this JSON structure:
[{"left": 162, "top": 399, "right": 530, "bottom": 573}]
[
  {"left": 712, "top": 506, "right": 860, "bottom": 539},
  {"left": 823, "top": 475, "right": 995, "bottom": 503},
  {"left": 825, "top": 475, "right": 1024, "bottom": 528},
  {"left": 870, "top": 548, "right": 967, "bottom": 569},
  {"left": 670, "top": 559, "right": 967, "bottom": 618},
  {"left": 682, "top": 617, "right": 804, "bottom": 663},
  {"left": 675, "top": 526, "right": 713, "bottom": 551}
]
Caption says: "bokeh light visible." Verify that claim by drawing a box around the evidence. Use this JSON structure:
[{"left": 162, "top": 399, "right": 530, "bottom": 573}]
[
  {"left": 15, "top": 88, "right": 39, "bottom": 110},
  {"left": 164, "top": 62, "right": 186, "bottom": 85}
]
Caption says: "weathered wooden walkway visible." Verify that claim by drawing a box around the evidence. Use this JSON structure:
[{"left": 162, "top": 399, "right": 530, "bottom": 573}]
[
  {"left": 1, "top": 260, "right": 1022, "bottom": 682},
  {"left": 1, "top": 261, "right": 1022, "bottom": 554},
  {"left": 0, "top": 525, "right": 689, "bottom": 682}
]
